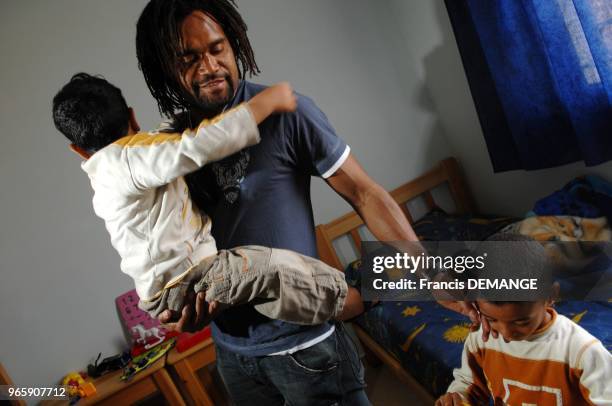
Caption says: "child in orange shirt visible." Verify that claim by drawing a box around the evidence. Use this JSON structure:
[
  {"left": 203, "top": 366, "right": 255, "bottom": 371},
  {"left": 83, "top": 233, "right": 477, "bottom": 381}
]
[{"left": 436, "top": 237, "right": 611, "bottom": 405}]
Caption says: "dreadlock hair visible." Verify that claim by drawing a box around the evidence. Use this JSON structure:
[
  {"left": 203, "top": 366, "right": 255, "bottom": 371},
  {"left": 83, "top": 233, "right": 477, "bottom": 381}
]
[
  {"left": 136, "top": 0, "right": 260, "bottom": 119},
  {"left": 52, "top": 73, "right": 130, "bottom": 152}
]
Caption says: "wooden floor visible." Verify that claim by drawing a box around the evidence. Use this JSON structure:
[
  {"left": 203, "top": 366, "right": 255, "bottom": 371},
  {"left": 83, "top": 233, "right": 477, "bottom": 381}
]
[{"left": 365, "top": 361, "right": 432, "bottom": 406}]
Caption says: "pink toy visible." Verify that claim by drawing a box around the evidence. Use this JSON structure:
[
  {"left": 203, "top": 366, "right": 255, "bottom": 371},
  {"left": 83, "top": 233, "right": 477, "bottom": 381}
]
[
  {"left": 116, "top": 289, "right": 168, "bottom": 347},
  {"left": 116, "top": 289, "right": 206, "bottom": 355}
]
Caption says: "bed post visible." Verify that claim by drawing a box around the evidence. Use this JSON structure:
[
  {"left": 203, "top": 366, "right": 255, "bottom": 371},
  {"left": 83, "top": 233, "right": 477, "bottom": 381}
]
[
  {"left": 441, "top": 157, "right": 477, "bottom": 214},
  {"left": 316, "top": 225, "right": 344, "bottom": 271}
]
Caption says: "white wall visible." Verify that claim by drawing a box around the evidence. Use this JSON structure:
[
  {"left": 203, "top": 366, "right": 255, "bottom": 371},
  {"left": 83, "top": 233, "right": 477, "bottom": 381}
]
[
  {"left": 382, "top": 0, "right": 612, "bottom": 216},
  {"left": 0, "top": 0, "right": 154, "bottom": 389},
  {"left": 0, "top": 1, "right": 452, "bottom": 386}
]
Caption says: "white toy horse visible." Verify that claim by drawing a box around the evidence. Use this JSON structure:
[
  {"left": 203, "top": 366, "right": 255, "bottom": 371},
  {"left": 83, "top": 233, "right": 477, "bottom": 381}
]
[{"left": 131, "top": 324, "right": 165, "bottom": 349}]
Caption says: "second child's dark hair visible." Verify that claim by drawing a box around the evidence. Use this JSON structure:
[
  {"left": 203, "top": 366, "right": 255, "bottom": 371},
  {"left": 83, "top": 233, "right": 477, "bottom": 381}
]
[
  {"left": 475, "top": 233, "right": 554, "bottom": 303},
  {"left": 136, "top": 0, "right": 260, "bottom": 119},
  {"left": 52, "top": 73, "right": 129, "bottom": 152}
]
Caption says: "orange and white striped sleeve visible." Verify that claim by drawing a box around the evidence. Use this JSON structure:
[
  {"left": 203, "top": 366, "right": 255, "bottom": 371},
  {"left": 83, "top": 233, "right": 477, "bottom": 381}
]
[{"left": 447, "top": 332, "right": 491, "bottom": 405}]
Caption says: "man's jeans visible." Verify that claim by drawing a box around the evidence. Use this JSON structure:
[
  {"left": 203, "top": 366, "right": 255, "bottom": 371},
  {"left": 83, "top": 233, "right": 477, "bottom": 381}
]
[{"left": 216, "top": 322, "right": 371, "bottom": 406}]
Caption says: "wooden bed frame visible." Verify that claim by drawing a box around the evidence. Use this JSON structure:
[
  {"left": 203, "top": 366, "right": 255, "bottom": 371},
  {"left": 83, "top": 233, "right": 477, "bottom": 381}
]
[{"left": 315, "top": 157, "right": 476, "bottom": 403}]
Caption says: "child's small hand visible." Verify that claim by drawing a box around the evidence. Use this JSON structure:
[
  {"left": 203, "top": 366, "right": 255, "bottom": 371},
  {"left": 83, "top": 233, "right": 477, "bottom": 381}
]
[
  {"left": 247, "top": 82, "right": 297, "bottom": 124},
  {"left": 435, "top": 392, "right": 469, "bottom": 406},
  {"left": 268, "top": 82, "right": 297, "bottom": 113}
]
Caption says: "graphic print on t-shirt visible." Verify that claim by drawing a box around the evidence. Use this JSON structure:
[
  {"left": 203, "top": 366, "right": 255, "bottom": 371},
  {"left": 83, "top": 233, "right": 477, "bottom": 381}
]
[
  {"left": 212, "top": 149, "right": 250, "bottom": 204},
  {"left": 502, "top": 378, "right": 562, "bottom": 405}
]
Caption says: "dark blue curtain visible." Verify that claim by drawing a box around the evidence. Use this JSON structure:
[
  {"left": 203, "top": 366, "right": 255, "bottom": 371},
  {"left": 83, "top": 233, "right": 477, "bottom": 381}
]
[{"left": 446, "top": 0, "right": 612, "bottom": 172}]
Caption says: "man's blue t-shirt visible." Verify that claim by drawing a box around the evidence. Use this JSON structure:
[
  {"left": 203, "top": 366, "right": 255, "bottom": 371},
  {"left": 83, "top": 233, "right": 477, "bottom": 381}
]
[{"left": 184, "top": 81, "right": 349, "bottom": 356}]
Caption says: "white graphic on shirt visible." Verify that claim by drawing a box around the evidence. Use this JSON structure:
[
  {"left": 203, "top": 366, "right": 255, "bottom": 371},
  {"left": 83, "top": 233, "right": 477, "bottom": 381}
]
[{"left": 502, "top": 378, "right": 563, "bottom": 406}]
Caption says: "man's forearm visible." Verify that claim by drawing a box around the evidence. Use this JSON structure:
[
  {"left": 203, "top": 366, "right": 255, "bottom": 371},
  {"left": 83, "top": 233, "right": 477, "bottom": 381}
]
[
  {"left": 352, "top": 183, "right": 432, "bottom": 277},
  {"left": 352, "top": 182, "right": 417, "bottom": 242},
  {"left": 326, "top": 155, "right": 426, "bottom": 276},
  {"left": 326, "top": 155, "right": 418, "bottom": 242}
]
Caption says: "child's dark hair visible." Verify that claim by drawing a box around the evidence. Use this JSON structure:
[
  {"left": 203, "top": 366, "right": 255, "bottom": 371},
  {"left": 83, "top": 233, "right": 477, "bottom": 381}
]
[
  {"left": 471, "top": 233, "right": 554, "bottom": 302},
  {"left": 52, "top": 73, "right": 130, "bottom": 152}
]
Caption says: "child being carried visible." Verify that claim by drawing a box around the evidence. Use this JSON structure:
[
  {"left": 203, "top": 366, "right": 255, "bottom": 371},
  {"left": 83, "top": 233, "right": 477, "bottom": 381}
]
[{"left": 52, "top": 73, "right": 363, "bottom": 325}]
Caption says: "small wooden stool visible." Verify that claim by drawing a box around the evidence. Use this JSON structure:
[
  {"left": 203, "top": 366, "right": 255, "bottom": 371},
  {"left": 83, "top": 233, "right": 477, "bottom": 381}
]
[
  {"left": 42, "top": 357, "right": 184, "bottom": 406},
  {"left": 166, "top": 338, "right": 219, "bottom": 406}
]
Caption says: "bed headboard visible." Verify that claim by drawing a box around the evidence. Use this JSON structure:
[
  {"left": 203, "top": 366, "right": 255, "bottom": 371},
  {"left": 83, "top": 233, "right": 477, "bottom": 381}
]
[{"left": 315, "top": 157, "right": 476, "bottom": 270}]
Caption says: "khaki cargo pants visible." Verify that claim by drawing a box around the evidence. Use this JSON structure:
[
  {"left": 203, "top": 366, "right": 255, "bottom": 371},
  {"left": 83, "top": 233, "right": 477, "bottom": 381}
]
[{"left": 140, "top": 246, "right": 348, "bottom": 325}]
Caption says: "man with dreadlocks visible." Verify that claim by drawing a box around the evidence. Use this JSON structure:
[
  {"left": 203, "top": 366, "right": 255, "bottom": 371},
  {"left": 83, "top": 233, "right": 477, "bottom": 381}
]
[{"left": 136, "top": 1, "right": 418, "bottom": 404}]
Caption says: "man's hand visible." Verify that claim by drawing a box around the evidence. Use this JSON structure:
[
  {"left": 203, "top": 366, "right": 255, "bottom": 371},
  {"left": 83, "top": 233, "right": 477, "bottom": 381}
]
[
  {"left": 435, "top": 392, "right": 469, "bottom": 406},
  {"left": 158, "top": 290, "right": 223, "bottom": 333},
  {"left": 436, "top": 300, "right": 497, "bottom": 341},
  {"left": 337, "top": 286, "right": 366, "bottom": 321},
  {"left": 429, "top": 272, "right": 496, "bottom": 341}
]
